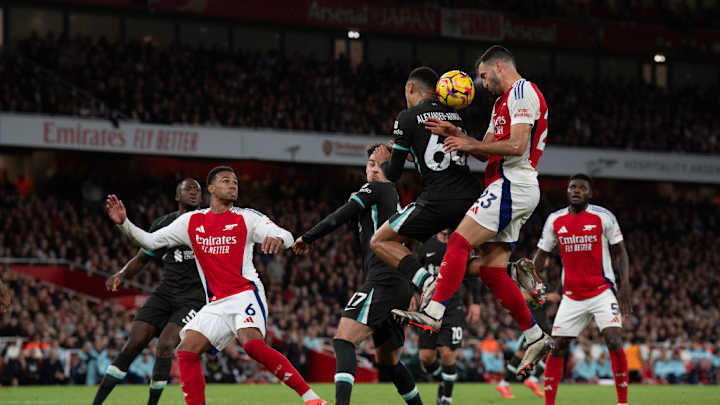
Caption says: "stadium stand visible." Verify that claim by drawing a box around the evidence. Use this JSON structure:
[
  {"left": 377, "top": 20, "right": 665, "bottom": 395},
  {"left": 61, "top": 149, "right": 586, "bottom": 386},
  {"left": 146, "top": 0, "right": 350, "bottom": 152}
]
[
  {"left": 2, "top": 34, "right": 718, "bottom": 154},
  {"left": 1, "top": 169, "right": 719, "bottom": 385}
]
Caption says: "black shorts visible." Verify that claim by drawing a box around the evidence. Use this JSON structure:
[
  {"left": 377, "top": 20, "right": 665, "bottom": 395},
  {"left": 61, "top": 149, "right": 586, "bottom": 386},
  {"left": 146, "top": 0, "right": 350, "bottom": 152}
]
[
  {"left": 418, "top": 304, "right": 466, "bottom": 350},
  {"left": 134, "top": 291, "right": 205, "bottom": 337},
  {"left": 388, "top": 197, "right": 476, "bottom": 242},
  {"left": 341, "top": 280, "right": 414, "bottom": 350}
]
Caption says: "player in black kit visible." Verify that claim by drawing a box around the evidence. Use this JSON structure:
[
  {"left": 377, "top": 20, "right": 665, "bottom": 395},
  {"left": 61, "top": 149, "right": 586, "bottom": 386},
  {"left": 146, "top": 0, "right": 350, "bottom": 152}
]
[
  {"left": 370, "top": 66, "right": 483, "bottom": 311},
  {"left": 293, "top": 143, "right": 423, "bottom": 405},
  {"left": 416, "top": 230, "right": 482, "bottom": 405},
  {"left": 92, "top": 178, "right": 205, "bottom": 405}
]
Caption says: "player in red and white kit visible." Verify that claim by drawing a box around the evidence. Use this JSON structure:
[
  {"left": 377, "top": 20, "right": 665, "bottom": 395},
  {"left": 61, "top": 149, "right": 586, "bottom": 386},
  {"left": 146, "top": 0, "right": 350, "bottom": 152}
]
[
  {"left": 393, "top": 45, "right": 552, "bottom": 374},
  {"left": 105, "top": 166, "right": 327, "bottom": 405},
  {"left": 535, "top": 174, "right": 631, "bottom": 405}
]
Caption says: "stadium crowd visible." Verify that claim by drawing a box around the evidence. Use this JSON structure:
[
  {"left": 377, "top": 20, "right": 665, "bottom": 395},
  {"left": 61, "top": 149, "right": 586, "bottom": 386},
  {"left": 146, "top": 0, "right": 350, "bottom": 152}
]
[
  {"left": 1, "top": 34, "right": 718, "bottom": 154},
  {"left": 1, "top": 168, "right": 720, "bottom": 386}
]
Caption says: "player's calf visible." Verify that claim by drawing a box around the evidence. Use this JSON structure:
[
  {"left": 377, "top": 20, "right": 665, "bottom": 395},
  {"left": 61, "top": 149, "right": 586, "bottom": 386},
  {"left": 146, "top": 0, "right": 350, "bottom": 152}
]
[
  {"left": 378, "top": 362, "right": 423, "bottom": 405},
  {"left": 603, "top": 328, "right": 628, "bottom": 405}
]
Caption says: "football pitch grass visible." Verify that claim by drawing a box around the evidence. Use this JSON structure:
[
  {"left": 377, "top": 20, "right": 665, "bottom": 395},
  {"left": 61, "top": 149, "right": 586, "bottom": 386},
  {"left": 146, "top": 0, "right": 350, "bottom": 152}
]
[{"left": 2, "top": 383, "right": 717, "bottom": 404}]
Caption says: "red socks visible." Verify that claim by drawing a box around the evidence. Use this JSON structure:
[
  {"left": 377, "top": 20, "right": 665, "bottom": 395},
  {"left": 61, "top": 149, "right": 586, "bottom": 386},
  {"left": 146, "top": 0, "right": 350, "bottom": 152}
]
[
  {"left": 610, "top": 348, "right": 629, "bottom": 404},
  {"left": 178, "top": 342, "right": 314, "bottom": 405},
  {"left": 544, "top": 354, "right": 564, "bottom": 405},
  {"left": 543, "top": 350, "right": 627, "bottom": 405},
  {"left": 432, "top": 233, "right": 473, "bottom": 304},
  {"left": 243, "top": 339, "right": 311, "bottom": 397},
  {"left": 177, "top": 350, "right": 205, "bottom": 405},
  {"left": 478, "top": 266, "right": 534, "bottom": 330}
]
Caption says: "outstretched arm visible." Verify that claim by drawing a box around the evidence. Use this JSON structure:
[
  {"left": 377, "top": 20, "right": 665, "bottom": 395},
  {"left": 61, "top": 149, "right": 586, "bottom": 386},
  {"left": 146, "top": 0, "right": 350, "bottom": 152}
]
[
  {"left": 423, "top": 118, "right": 491, "bottom": 162},
  {"left": 105, "top": 249, "right": 152, "bottom": 291},
  {"left": 247, "top": 211, "right": 295, "bottom": 254},
  {"left": 293, "top": 199, "right": 363, "bottom": 254},
  {"left": 106, "top": 194, "right": 190, "bottom": 251},
  {"left": 443, "top": 123, "right": 531, "bottom": 157}
]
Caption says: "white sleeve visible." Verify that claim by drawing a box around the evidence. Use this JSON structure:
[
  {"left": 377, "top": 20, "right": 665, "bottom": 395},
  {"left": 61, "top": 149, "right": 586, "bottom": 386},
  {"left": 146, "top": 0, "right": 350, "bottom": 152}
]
[
  {"left": 603, "top": 211, "right": 624, "bottom": 245},
  {"left": 118, "top": 213, "right": 191, "bottom": 251},
  {"left": 537, "top": 215, "right": 557, "bottom": 252},
  {"left": 245, "top": 210, "right": 294, "bottom": 248},
  {"left": 486, "top": 103, "right": 497, "bottom": 134},
  {"left": 508, "top": 81, "right": 540, "bottom": 126}
]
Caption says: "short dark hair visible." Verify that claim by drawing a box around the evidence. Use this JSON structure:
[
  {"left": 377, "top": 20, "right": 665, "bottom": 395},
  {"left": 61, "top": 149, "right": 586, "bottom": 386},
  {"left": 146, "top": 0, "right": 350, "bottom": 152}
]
[
  {"left": 367, "top": 142, "right": 390, "bottom": 158},
  {"left": 176, "top": 178, "right": 197, "bottom": 194},
  {"left": 569, "top": 173, "right": 593, "bottom": 188},
  {"left": 207, "top": 166, "right": 235, "bottom": 186},
  {"left": 475, "top": 45, "right": 515, "bottom": 69},
  {"left": 407, "top": 66, "right": 439, "bottom": 92}
]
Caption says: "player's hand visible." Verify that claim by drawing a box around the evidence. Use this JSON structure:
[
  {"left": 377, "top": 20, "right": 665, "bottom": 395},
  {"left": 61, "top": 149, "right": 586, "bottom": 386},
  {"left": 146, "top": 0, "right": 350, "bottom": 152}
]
[
  {"left": 371, "top": 144, "right": 391, "bottom": 164},
  {"left": 618, "top": 283, "right": 632, "bottom": 318},
  {"left": 424, "top": 118, "right": 463, "bottom": 138},
  {"left": 292, "top": 237, "right": 312, "bottom": 255},
  {"left": 0, "top": 281, "right": 11, "bottom": 313},
  {"left": 443, "top": 135, "right": 477, "bottom": 153},
  {"left": 106, "top": 272, "right": 124, "bottom": 292},
  {"left": 105, "top": 194, "right": 127, "bottom": 225},
  {"left": 262, "top": 236, "right": 284, "bottom": 254},
  {"left": 466, "top": 304, "right": 481, "bottom": 324}
]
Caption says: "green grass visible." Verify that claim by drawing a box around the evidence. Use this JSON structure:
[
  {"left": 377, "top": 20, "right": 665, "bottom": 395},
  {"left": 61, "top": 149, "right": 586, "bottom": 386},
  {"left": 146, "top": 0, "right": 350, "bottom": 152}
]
[{"left": 1, "top": 383, "right": 718, "bottom": 405}]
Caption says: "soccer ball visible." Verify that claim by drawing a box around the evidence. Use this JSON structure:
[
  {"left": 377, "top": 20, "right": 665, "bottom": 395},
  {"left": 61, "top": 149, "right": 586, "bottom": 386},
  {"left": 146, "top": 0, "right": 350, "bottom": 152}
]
[{"left": 436, "top": 70, "right": 475, "bottom": 110}]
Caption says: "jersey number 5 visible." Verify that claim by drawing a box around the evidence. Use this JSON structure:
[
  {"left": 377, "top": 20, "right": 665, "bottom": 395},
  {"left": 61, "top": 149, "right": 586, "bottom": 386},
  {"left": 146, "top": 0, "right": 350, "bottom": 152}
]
[{"left": 424, "top": 133, "right": 467, "bottom": 171}]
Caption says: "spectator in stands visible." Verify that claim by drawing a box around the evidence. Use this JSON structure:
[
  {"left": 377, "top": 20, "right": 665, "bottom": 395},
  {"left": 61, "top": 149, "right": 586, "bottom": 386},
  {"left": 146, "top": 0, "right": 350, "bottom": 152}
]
[
  {"left": 481, "top": 348, "right": 504, "bottom": 375},
  {"left": 572, "top": 348, "right": 597, "bottom": 383},
  {"left": 39, "top": 348, "right": 66, "bottom": 384},
  {"left": 625, "top": 338, "right": 645, "bottom": 383},
  {"left": 3, "top": 34, "right": 719, "bottom": 155},
  {"left": 595, "top": 352, "right": 613, "bottom": 380},
  {"left": 1, "top": 174, "right": 720, "bottom": 385},
  {"left": 654, "top": 349, "right": 688, "bottom": 384}
]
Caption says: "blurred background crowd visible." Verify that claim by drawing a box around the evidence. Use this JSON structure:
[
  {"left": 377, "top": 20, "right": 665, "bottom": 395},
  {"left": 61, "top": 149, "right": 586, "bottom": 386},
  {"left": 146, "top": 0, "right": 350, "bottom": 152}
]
[
  {"left": 1, "top": 167, "right": 719, "bottom": 386},
  {"left": 1, "top": 0, "right": 719, "bottom": 390},
  {"left": 1, "top": 34, "right": 717, "bottom": 154}
]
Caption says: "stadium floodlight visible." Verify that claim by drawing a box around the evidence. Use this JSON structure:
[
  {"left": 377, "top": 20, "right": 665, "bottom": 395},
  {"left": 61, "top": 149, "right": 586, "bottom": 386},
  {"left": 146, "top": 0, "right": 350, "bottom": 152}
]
[
  {"left": 653, "top": 53, "right": 666, "bottom": 63},
  {"left": 347, "top": 30, "right": 360, "bottom": 39}
]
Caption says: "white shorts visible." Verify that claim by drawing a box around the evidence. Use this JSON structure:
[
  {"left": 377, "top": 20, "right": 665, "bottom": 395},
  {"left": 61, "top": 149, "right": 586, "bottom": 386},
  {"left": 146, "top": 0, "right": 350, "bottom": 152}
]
[
  {"left": 465, "top": 177, "right": 539, "bottom": 245},
  {"left": 551, "top": 289, "right": 622, "bottom": 337},
  {"left": 180, "top": 285, "right": 268, "bottom": 350}
]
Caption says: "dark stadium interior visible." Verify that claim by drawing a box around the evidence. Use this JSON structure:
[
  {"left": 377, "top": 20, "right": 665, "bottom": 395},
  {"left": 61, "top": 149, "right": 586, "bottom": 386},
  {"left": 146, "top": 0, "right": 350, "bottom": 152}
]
[{"left": 1, "top": 0, "right": 720, "bottom": 397}]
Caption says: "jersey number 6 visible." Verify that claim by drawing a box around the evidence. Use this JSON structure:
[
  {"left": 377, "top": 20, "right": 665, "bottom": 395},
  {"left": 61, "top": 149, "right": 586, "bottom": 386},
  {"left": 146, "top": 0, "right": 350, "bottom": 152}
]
[{"left": 424, "top": 133, "right": 467, "bottom": 171}]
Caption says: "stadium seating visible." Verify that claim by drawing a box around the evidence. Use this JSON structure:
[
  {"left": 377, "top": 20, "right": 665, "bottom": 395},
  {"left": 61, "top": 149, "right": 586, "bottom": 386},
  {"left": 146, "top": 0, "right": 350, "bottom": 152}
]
[
  {"left": 2, "top": 34, "right": 718, "bottom": 154},
  {"left": 1, "top": 170, "right": 719, "bottom": 385}
]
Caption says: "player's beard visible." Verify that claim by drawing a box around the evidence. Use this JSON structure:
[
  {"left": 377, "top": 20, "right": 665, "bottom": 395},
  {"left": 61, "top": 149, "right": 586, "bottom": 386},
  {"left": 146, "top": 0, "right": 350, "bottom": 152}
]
[{"left": 489, "top": 75, "right": 502, "bottom": 96}]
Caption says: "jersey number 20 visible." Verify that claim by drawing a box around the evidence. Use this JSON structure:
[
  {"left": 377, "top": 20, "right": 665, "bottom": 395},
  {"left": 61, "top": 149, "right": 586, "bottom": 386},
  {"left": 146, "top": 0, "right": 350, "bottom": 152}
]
[{"left": 424, "top": 133, "right": 467, "bottom": 171}]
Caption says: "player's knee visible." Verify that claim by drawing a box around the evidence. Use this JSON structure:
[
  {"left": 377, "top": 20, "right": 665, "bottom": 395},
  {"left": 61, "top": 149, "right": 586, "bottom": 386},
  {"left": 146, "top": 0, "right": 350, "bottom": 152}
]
[
  {"left": 122, "top": 338, "right": 146, "bottom": 357},
  {"left": 439, "top": 347, "right": 456, "bottom": 365},
  {"left": 604, "top": 332, "right": 623, "bottom": 351},
  {"left": 551, "top": 338, "right": 570, "bottom": 357},
  {"left": 419, "top": 349, "right": 436, "bottom": 365},
  {"left": 156, "top": 342, "right": 175, "bottom": 358}
]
